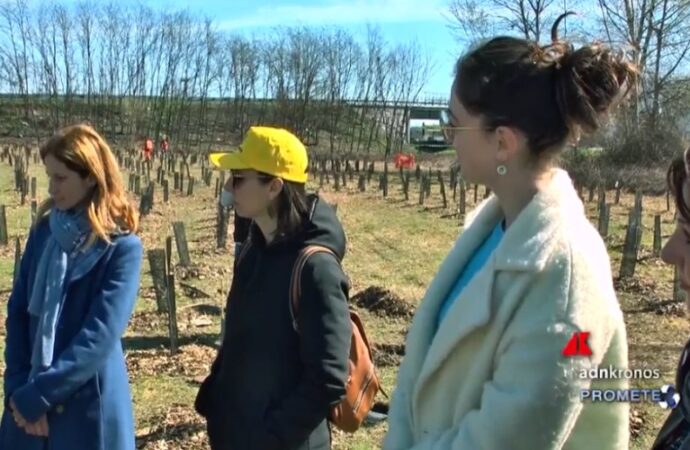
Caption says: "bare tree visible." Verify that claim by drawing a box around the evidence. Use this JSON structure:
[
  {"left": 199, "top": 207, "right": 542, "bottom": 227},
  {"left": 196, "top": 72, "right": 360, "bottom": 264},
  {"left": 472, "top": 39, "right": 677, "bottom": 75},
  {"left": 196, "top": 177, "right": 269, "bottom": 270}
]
[
  {"left": 359, "top": 26, "right": 386, "bottom": 155},
  {"left": 447, "top": 0, "right": 569, "bottom": 43},
  {"left": 287, "top": 27, "right": 323, "bottom": 140},
  {"left": 263, "top": 31, "right": 291, "bottom": 126},
  {"left": 33, "top": 4, "right": 60, "bottom": 124},
  {"left": 596, "top": 0, "right": 690, "bottom": 126},
  {"left": 323, "top": 28, "right": 358, "bottom": 155},
  {"left": 0, "top": 2, "right": 441, "bottom": 159},
  {"left": 55, "top": 3, "right": 75, "bottom": 122},
  {"left": 346, "top": 26, "right": 381, "bottom": 156},
  {"left": 229, "top": 35, "right": 259, "bottom": 134},
  {"left": 447, "top": 0, "right": 498, "bottom": 42},
  {"left": 0, "top": 0, "right": 33, "bottom": 117},
  {"left": 377, "top": 41, "right": 433, "bottom": 157},
  {"left": 197, "top": 19, "right": 220, "bottom": 143},
  {"left": 76, "top": 1, "right": 97, "bottom": 118}
]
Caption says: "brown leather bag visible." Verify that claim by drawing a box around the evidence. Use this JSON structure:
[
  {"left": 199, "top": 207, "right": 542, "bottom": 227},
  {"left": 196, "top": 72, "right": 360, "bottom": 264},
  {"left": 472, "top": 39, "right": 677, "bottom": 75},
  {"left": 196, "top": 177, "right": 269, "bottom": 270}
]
[{"left": 289, "top": 245, "right": 385, "bottom": 433}]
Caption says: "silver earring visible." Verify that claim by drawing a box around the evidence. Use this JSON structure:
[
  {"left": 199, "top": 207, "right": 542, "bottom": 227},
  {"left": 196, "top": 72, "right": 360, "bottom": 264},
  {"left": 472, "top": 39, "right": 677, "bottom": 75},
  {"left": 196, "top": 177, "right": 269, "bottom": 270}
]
[{"left": 497, "top": 165, "right": 507, "bottom": 176}]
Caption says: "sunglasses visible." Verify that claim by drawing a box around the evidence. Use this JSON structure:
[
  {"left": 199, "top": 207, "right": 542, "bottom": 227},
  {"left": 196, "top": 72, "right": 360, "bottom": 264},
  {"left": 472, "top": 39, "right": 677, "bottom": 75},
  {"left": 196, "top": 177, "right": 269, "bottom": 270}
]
[
  {"left": 230, "top": 174, "right": 274, "bottom": 189},
  {"left": 439, "top": 109, "right": 490, "bottom": 143}
]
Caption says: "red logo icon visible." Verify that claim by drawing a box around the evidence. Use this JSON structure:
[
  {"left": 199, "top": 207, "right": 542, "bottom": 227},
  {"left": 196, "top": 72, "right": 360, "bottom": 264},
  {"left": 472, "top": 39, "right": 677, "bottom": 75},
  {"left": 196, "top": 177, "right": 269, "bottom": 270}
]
[{"left": 562, "top": 332, "right": 592, "bottom": 357}]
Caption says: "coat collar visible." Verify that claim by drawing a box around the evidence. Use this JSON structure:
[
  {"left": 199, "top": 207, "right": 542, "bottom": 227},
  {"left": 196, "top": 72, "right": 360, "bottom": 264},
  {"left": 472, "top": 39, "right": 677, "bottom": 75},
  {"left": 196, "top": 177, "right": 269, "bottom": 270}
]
[
  {"left": 468, "top": 168, "right": 583, "bottom": 272},
  {"left": 403, "top": 169, "right": 583, "bottom": 412},
  {"left": 68, "top": 238, "right": 110, "bottom": 283}
]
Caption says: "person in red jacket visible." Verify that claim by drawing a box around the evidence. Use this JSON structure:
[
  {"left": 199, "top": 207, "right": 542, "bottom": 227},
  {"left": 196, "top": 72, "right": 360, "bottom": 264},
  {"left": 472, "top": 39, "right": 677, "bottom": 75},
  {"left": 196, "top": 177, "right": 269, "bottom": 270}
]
[
  {"left": 143, "top": 138, "right": 154, "bottom": 161},
  {"left": 160, "top": 135, "right": 169, "bottom": 155}
]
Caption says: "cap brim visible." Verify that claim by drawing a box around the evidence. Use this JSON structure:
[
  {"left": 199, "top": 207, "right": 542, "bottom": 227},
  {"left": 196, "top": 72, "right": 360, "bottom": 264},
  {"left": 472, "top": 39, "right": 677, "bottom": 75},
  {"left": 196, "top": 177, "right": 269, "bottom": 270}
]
[{"left": 209, "top": 152, "right": 250, "bottom": 170}]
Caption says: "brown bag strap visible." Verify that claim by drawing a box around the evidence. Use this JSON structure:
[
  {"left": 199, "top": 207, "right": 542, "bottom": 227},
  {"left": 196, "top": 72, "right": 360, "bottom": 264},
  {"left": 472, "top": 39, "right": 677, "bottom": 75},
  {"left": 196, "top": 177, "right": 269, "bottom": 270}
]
[
  {"left": 289, "top": 246, "right": 389, "bottom": 403},
  {"left": 289, "top": 245, "right": 337, "bottom": 332}
]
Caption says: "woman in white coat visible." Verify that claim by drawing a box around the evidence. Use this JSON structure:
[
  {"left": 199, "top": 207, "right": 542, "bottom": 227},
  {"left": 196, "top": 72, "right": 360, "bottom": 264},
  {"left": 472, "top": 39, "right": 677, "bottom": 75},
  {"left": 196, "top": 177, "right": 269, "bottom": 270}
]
[{"left": 383, "top": 15, "right": 636, "bottom": 450}]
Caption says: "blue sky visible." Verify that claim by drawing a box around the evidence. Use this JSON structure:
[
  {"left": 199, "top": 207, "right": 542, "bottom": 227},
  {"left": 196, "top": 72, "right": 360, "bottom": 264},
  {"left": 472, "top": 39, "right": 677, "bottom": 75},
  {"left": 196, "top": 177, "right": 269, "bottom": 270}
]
[{"left": 154, "top": 0, "right": 459, "bottom": 98}]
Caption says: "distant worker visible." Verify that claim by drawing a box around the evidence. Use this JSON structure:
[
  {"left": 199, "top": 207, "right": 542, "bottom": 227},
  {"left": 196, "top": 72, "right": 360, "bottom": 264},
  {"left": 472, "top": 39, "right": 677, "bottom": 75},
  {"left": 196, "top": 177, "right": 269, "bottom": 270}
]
[
  {"left": 160, "top": 135, "right": 169, "bottom": 155},
  {"left": 143, "top": 137, "right": 154, "bottom": 161}
]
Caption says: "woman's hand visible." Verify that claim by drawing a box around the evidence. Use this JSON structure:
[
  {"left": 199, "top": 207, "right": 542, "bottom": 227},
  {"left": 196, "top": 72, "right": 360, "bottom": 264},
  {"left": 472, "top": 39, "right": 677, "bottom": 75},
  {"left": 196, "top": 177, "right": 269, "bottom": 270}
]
[
  {"left": 9, "top": 399, "right": 49, "bottom": 437},
  {"left": 9, "top": 398, "right": 27, "bottom": 428},
  {"left": 24, "top": 415, "right": 49, "bottom": 437}
]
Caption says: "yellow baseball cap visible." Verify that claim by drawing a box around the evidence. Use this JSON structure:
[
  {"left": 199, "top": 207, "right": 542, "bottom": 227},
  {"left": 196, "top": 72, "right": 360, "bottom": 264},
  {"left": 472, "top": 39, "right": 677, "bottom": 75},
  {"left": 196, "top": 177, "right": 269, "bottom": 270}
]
[{"left": 209, "top": 126, "right": 308, "bottom": 183}]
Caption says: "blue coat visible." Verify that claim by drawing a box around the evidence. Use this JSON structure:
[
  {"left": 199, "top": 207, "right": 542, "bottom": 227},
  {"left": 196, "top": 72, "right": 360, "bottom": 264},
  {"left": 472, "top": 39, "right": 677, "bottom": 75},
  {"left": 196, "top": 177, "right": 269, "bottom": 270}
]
[{"left": 0, "top": 218, "right": 143, "bottom": 450}]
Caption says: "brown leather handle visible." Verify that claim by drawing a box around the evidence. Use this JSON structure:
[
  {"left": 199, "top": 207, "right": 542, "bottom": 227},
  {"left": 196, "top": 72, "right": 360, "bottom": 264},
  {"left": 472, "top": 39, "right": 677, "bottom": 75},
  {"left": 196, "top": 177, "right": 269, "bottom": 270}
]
[{"left": 289, "top": 245, "right": 337, "bottom": 332}]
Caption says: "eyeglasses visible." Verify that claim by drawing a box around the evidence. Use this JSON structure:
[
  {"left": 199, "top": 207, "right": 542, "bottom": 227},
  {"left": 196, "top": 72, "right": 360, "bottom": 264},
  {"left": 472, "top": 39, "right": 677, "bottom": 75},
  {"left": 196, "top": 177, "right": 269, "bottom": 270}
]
[
  {"left": 230, "top": 174, "right": 274, "bottom": 189},
  {"left": 439, "top": 109, "right": 488, "bottom": 143}
]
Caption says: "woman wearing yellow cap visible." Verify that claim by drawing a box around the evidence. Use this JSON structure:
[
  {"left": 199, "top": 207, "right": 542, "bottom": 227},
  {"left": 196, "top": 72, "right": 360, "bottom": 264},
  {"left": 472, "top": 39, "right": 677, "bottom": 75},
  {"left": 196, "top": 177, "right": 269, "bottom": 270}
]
[{"left": 195, "top": 126, "right": 352, "bottom": 450}]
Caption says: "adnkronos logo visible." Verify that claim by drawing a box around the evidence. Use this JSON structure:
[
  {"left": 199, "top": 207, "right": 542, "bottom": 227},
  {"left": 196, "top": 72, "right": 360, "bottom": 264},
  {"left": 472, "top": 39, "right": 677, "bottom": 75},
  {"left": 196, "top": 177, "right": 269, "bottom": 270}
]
[{"left": 563, "top": 332, "right": 681, "bottom": 410}]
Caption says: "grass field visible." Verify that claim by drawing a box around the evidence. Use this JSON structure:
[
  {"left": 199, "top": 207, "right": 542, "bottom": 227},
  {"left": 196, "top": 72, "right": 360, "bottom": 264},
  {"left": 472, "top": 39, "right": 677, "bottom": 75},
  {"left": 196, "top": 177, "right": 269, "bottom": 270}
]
[{"left": 0, "top": 154, "right": 687, "bottom": 449}]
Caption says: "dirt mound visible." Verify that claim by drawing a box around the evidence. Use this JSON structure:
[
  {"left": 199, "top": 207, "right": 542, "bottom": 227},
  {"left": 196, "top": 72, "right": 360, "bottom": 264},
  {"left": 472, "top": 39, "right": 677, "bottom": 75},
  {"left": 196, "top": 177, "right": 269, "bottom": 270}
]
[
  {"left": 614, "top": 277, "right": 657, "bottom": 296},
  {"left": 351, "top": 286, "right": 413, "bottom": 318},
  {"left": 373, "top": 343, "right": 405, "bottom": 367},
  {"left": 654, "top": 301, "right": 686, "bottom": 317}
]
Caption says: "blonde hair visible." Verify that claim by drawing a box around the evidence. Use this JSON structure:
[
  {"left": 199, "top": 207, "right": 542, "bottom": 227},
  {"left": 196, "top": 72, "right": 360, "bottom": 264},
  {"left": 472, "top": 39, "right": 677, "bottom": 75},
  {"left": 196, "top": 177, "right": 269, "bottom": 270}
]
[{"left": 36, "top": 124, "right": 139, "bottom": 241}]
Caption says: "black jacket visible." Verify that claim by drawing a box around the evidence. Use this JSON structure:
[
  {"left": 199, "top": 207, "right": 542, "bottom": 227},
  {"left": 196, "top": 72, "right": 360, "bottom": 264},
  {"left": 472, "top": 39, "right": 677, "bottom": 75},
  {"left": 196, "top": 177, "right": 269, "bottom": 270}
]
[
  {"left": 652, "top": 337, "right": 690, "bottom": 449},
  {"left": 195, "top": 195, "right": 352, "bottom": 450}
]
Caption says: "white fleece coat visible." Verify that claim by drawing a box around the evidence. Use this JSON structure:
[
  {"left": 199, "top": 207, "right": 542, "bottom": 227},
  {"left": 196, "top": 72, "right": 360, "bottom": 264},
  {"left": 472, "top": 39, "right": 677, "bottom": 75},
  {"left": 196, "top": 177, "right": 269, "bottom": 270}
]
[{"left": 383, "top": 169, "right": 629, "bottom": 450}]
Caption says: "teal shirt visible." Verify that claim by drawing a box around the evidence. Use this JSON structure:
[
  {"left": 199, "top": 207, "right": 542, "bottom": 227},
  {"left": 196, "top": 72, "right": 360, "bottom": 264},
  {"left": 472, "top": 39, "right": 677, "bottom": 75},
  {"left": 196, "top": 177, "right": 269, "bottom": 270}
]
[{"left": 437, "top": 221, "right": 505, "bottom": 326}]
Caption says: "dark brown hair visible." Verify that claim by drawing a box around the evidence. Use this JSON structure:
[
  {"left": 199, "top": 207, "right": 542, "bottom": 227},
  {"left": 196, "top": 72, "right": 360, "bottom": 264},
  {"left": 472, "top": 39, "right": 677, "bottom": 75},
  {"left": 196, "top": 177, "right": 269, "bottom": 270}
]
[
  {"left": 454, "top": 13, "right": 638, "bottom": 163},
  {"left": 667, "top": 152, "right": 690, "bottom": 222},
  {"left": 259, "top": 176, "right": 309, "bottom": 238}
]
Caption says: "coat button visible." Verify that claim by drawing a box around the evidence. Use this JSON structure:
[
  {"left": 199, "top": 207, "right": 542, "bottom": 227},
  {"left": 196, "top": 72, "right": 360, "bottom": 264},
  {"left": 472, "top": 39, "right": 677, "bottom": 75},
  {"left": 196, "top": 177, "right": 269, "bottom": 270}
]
[{"left": 56, "top": 405, "right": 64, "bottom": 414}]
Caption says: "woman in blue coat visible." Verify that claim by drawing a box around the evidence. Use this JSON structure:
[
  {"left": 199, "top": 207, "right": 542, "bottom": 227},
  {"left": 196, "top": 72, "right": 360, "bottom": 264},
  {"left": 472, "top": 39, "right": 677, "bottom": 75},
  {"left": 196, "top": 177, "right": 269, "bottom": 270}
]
[{"left": 0, "top": 124, "right": 142, "bottom": 450}]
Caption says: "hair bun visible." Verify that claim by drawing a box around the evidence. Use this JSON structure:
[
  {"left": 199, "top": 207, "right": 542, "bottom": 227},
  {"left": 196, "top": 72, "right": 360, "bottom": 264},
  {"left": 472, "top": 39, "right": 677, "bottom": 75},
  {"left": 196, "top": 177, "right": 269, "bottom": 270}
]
[
  {"left": 536, "top": 11, "right": 577, "bottom": 69},
  {"left": 554, "top": 43, "right": 638, "bottom": 134},
  {"left": 531, "top": 41, "right": 572, "bottom": 71}
]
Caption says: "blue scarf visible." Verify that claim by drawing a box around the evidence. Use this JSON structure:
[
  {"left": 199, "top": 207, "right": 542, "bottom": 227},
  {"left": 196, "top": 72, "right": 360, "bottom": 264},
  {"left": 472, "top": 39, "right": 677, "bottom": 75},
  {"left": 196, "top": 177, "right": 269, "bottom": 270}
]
[{"left": 27, "top": 209, "right": 99, "bottom": 380}]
